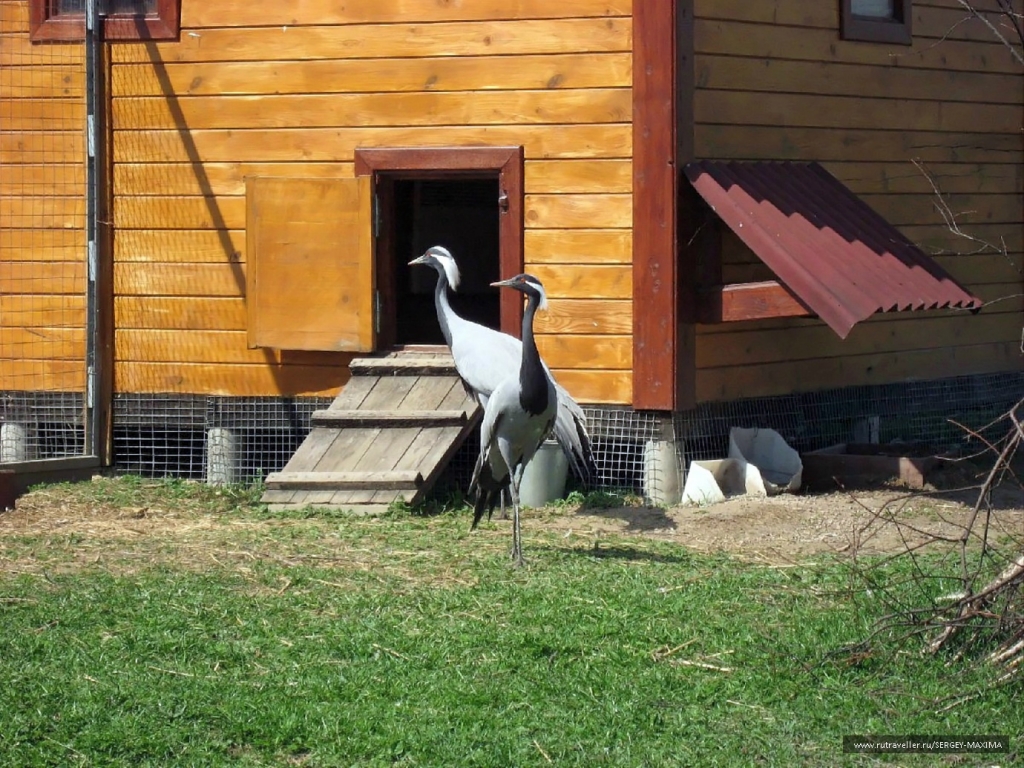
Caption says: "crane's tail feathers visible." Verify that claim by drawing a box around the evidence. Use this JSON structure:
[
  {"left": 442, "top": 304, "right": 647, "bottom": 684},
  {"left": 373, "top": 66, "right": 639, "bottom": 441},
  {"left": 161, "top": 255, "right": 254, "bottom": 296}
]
[
  {"left": 470, "top": 488, "right": 493, "bottom": 530},
  {"left": 468, "top": 453, "right": 508, "bottom": 530},
  {"left": 552, "top": 385, "right": 597, "bottom": 485},
  {"left": 467, "top": 450, "right": 486, "bottom": 503}
]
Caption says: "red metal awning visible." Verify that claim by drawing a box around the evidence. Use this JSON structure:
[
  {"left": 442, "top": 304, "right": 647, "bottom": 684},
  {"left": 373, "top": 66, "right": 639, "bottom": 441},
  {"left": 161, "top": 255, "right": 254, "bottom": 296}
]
[{"left": 684, "top": 161, "right": 983, "bottom": 338}]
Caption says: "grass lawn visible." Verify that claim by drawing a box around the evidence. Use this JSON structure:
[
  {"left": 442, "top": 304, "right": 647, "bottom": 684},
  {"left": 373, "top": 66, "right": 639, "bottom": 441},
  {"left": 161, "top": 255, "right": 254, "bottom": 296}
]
[{"left": 0, "top": 477, "right": 1017, "bottom": 767}]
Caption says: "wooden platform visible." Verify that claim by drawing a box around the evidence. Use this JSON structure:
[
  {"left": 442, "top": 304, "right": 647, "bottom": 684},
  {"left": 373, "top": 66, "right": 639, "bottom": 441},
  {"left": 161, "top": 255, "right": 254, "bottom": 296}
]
[{"left": 262, "top": 350, "right": 481, "bottom": 512}]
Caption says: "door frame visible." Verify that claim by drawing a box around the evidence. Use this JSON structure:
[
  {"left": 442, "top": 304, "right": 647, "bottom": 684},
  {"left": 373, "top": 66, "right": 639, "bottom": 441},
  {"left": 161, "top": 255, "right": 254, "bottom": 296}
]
[{"left": 354, "top": 146, "right": 525, "bottom": 347}]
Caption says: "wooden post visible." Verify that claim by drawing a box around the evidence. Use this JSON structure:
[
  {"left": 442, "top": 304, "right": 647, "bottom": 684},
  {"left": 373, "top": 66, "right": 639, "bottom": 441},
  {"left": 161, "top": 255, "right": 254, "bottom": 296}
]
[{"left": 632, "top": 0, "right": 695, "bottom": 410}]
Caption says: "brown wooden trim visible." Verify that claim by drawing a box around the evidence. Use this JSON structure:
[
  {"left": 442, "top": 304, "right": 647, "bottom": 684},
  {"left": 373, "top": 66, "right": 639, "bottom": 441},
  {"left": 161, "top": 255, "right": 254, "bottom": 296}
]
[
  {"left": 497, "top": 148, "right": 525, "bottom": 337},
  {"left": 354, "top": 146, "right": 525, "bottom": 339},
  {"left": 840, "top": 0, "right": 912, "bottom": 45},
  {"left": 697, "top": 281, "right": 814, "bottom": 324},
  {"left": 354, "top": 147, "right": 523, "bottom": 175},
  {"left": 374, "top": 175, "right": 398, "bottom": 348},
  {"left": 676, "top": 0, "right": 697, "bottom": 411},
  {"left": 30, "top": 0, "right": 180, "bottom": 41},
  {"left": 633, "top": 0, "right": 685, "bottom": 411}
]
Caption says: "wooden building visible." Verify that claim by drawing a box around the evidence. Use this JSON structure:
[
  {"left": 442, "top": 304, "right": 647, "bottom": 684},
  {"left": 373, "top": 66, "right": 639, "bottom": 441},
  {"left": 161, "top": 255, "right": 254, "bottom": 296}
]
[{"left": 1, "top": 0, "right": 1021, "bottom": 484}]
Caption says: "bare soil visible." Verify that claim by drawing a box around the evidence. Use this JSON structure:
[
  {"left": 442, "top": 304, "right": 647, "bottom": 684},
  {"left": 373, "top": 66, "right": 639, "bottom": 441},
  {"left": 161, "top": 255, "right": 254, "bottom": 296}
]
[
  {"left": 549, "top": 485, "right": 1024, "bottom": 562},
  {"left": 546, "top": 454, "right": 1024, "bottom": 561}
]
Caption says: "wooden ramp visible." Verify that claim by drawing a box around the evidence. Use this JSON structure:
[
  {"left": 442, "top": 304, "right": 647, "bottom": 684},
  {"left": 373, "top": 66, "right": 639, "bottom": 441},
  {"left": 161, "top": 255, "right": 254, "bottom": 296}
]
[{"left": 262, "top": 350, "right": 481, "bottom": 512}]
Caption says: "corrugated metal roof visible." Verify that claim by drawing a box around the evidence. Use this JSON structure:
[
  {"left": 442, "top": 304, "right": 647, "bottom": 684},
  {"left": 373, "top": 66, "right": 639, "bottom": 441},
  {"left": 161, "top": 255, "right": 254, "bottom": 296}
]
[{"left": 684, "top": 161, "right": 982, "bottom": 338}]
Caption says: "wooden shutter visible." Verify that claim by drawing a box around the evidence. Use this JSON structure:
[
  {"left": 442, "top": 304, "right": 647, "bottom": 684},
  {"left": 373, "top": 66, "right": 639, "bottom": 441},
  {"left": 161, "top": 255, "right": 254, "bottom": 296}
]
[{"left": 246, "top": 176, "right": 374, "bottom": 351}]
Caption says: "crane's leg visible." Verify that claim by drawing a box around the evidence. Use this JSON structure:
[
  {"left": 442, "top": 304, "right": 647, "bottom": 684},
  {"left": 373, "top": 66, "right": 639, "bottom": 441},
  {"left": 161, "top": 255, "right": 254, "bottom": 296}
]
[
  {"left": 509, "top": 469, "right": 525, "bottom": 568},
  {"left": 500, "top": 465, "right": 525, "bottom": 520}
]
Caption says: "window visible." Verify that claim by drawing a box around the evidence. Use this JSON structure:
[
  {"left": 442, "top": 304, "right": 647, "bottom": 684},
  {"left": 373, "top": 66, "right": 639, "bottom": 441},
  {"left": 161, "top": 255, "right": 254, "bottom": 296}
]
[
  {"left": 841, "top": 0, "right": 912, "bottom": 45},
  {"left": 30, "top": 0, "right": 180, "bottom": 42}
]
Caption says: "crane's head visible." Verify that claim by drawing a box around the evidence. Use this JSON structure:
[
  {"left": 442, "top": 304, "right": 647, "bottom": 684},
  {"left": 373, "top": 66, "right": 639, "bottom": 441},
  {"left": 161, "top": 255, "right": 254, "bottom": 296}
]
[
  {"left": 491, "top": 273, "right": 548, "bottom": 311},
  {"left": 408, "top": 245, "right": 461, "bottom": 290}
]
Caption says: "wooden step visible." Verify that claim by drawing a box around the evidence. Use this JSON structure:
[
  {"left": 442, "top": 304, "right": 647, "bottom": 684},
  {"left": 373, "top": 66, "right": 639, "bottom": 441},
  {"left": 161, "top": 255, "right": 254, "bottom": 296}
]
[
  {"left": 349, "top": 357, "right": 459, "bottom": 376},
  {"left": 263, "top": 350, "right": 481, "bottom": 510},
  {"left": 310, "top": 409, "right": 470, "bottom": 428},
  {"left": 265, "top": 470, "right": 424, "bottom": 491}
]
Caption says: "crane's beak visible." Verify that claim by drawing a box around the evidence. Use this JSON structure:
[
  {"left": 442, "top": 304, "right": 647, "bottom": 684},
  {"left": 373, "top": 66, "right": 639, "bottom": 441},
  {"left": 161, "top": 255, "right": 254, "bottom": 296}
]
[
  {"left": 408, "top": 254, "right": 428, "bottom": 266},
  {"left": 490, "top": 277, "right": 518, "bottom": 288}
]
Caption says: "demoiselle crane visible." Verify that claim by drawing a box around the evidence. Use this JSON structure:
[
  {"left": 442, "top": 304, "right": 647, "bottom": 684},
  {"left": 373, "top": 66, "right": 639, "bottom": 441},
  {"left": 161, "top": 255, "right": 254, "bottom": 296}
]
[
  {"left": 468, "top": 273, "right": 557, "bottom": 566},
  {"left": 408, "top": 246, "right": 595, "bottom": 492}
]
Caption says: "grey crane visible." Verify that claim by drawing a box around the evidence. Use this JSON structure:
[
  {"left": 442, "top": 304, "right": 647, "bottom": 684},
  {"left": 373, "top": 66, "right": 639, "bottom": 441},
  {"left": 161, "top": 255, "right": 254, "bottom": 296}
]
[
  {"left": 408, "top": 246, "right": 595, "bottom": 511},
  {"left": 468, "top": 273, "right": 557, "bottom": 566}
]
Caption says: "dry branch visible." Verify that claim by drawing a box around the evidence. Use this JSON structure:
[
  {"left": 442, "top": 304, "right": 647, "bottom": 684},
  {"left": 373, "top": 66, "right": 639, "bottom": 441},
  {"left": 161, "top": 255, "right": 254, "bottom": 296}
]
[
  {"left": 902, "top": 4, "right": 1024, "bottom": 671},
  {"left": 924, "top": 399, "right": 1024, "bottom": 672}
]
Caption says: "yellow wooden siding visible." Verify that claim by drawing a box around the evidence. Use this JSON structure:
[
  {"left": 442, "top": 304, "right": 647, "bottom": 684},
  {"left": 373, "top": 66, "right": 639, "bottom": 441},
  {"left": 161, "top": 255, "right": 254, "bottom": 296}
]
[
  {"left": 178, "top": 1, "right": 632, "bottom": 28},
  {"left": 0, "top": 1, "right": 86, "bottom": 392},
  {"left": 110, "top": 16, "right": 630, "bottom": 64},
  {"left": 111, "top": 4, "right": 633, "bottom": 404},
  {"left": 112, "top": 125, "right": 632, "bottom": 163},
  {"left": 115, "top": 90, "right": 632, "bottom": 130},
  {"left": 693, "top": 0, "right": 1024, "bottom": 402}
]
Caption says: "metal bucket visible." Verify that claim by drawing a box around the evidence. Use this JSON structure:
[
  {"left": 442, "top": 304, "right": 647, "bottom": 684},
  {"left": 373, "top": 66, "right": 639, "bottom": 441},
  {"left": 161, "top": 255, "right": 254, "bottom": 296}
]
[{"left": 518, "top": 439, "right": 568, "bottom": 508}]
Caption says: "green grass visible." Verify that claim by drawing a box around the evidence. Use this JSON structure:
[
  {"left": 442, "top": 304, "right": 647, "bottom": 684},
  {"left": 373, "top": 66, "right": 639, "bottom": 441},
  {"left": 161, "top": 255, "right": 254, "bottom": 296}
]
[{"left": 0, "top": 478, "right": 1018, "bottom": 767}]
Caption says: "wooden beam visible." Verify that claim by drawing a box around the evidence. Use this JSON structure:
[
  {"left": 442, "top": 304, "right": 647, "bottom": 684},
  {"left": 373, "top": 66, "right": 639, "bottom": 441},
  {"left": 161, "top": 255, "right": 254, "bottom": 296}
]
[
  {"left": 632, "top": 0, "right": 684, "bottom": 411},
  {"left": 348, "top": 356, "right": 458, "bottom": 376},
  {"left": 697, "top": 281, "right": 814, "bottom": 324},
  {"left": 310, "top": 409, "right": 470, "bottom": 428},
  {"left": 265, "top": 470, "right": 424, "bottom": 491}
]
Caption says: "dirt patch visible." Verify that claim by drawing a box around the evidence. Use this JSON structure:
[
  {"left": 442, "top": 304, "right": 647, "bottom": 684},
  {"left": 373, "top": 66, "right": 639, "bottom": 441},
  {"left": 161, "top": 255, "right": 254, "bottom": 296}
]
[
  {"left": 0, "top": 480, "right": 270, "bottom": 577},
  {"left": 545, "top": 456, "right": 1024, "bottom": 562},
  {"left": 546, "top": 488, "right": 1024, "bottom": 562}
]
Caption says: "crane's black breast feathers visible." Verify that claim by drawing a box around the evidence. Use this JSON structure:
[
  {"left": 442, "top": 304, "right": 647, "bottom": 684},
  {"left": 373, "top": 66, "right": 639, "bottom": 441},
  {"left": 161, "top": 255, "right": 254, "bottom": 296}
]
[
  {"left": 518, "top": 357, "right": 551, "bottom": 416},
  {"left": 518, "top": 386, "right": 549, "bottom": 417}
]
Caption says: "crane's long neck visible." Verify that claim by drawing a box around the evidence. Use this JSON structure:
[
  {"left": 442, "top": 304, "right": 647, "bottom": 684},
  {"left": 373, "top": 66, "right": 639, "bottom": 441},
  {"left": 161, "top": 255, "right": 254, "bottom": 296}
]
[
  {"left": 432, "top": 267, "right": 455, "bottom": 348},
  {"left": 518, "top": 293, "right": 550, "bottom": 417}
]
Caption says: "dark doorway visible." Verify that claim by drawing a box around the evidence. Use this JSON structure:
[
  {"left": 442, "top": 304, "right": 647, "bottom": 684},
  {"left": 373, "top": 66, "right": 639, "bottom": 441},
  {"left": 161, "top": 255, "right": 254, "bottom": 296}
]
[
  {"left": 393, "top": 177, "right": 501, "bottom": 345},
  {"left": 355, "top": 145, "right": 525, "bottom": 349}
]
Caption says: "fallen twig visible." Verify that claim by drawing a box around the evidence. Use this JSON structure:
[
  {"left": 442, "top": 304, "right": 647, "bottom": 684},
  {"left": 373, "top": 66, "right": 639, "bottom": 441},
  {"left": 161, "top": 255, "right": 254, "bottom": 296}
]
[
  {"left": 934, "top": 692, "right": 980, "bottom": 714},
  {"left": 651, "top": 639, "right": 698, "bottom": 662},
  {"left": 147, "top": 665, "right": 196, "bottom": 678},
  {"left": 371, "top": 643, "right": 410, "bottom": 661},
  {"left": 671, "top": 659, "right": 734, "bottom": 673},
  {"left": 533, "top": 739, "right": 553, "bottom": 763}
]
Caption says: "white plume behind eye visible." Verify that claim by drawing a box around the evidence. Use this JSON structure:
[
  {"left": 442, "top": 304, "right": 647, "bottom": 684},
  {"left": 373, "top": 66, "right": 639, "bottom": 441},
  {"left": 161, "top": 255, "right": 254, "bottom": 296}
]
[
  {"left": 524, "top": 275, "right": 548, "bottom": 312},
  {"left": 427, "top": 246, "right": 461, "bottom": 291}
]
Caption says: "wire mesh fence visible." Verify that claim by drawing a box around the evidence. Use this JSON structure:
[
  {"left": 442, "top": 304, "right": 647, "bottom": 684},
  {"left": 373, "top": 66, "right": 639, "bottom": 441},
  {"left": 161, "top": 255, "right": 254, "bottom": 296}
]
[
  {"left": 106, "top": 370, "right": 1023, "bottom": 503},
  {"left": 0, "top": 2, "right": 88, "bottom": 462},
  {"left": 112, "top": 395, "right": 332, "bottom": 481},
  {"left": 676, "top": 371, "right": 1024, "bottom": 466}
]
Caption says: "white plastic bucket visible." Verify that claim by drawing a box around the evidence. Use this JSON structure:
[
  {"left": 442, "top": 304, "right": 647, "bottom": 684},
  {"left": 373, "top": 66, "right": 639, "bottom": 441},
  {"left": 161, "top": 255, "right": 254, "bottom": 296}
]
[{"left": 518, "top": 440, "right": 568, "bottom": 508}]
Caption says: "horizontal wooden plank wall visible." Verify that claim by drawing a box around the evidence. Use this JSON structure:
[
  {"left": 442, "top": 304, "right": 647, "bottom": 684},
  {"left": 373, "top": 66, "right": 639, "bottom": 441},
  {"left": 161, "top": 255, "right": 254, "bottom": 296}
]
[
  {"left": 111, "top": 1, "right": 633, "bottom": 403},
  {"left": 692, "top": 0, "right": 1024, "bottom": 403},
  {"left": 0, "top": 1, "right": 87, "bottom": 393}
]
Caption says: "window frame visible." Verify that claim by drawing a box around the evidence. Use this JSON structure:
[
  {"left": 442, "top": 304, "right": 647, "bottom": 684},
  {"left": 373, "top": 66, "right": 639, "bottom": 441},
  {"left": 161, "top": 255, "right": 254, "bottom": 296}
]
[
  {"left": 29, "top": 0, "right": 181, "bottom": 42},
  {"left": 840, "top": 0, "right": 913, "bottom": 45}
]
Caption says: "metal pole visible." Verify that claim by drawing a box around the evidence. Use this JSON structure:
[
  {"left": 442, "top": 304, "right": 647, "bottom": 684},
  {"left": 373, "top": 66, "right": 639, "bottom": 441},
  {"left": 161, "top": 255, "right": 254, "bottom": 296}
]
[{"left": 84, "top": 0, "right": 104, "bottom": 460}]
